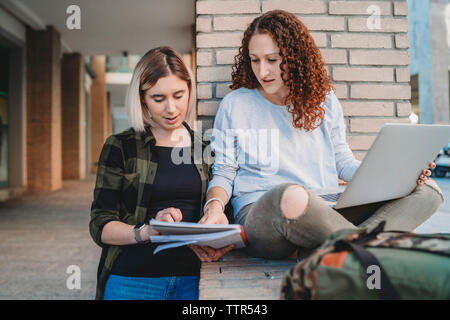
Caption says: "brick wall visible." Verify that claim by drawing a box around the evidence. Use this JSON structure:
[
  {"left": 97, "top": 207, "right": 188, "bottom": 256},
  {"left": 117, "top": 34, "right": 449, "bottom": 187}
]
[
  {"left": 62, "top": 53, "right": 86, "bottom": 180},
  {"left": 26, "top": 26, "right": 62, "bottom": 191},
  {"left": 195, "top": 0, "right": 411, "bottom": 159},
  {"left": 90, "top": 56, "right": 108, "bottom": 174}
]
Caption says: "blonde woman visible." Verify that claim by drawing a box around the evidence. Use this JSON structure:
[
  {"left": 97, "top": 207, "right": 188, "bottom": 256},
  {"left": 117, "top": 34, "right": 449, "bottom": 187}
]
[{"left": 89, "top": 47, "right": 232, "bottom": 300}]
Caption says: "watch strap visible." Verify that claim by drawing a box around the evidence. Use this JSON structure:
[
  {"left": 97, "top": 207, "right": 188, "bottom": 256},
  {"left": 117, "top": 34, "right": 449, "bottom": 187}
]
[{"left": 134, "top": 223, "right": 149, "bottom": 244}]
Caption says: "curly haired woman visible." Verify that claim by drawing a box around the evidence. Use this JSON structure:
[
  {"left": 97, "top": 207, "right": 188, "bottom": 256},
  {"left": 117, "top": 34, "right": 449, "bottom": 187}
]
[{"left": 199, "top": 10, "right": 444, "bottom": 260}]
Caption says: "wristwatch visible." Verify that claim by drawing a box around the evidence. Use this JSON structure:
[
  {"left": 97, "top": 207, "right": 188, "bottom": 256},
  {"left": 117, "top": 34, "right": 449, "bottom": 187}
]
[{"left": 134, "top": 222, "right": 150, "bottom": 244}]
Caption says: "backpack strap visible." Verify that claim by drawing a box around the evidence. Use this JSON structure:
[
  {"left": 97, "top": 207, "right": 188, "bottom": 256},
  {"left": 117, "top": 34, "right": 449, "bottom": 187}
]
[
  {"left": 354, "top": 220, "right": 387, "bottom": 245},
  {"left": 335, "top": 240, "right": 401, "bottom": 300}
]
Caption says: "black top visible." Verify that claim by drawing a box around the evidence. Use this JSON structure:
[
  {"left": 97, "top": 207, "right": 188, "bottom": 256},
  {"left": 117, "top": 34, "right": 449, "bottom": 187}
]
[{"left": 111, "top": 146, "right": 202, "bottom": 277}]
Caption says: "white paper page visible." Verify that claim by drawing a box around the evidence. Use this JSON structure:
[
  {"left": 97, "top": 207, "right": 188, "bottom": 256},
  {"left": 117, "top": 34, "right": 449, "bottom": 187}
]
[
  {"left": 153, "top": 240, "right": 198, "bottom": 254},
  {"left": 150, "top": 219, "right": 241, "bottom": 235},
  {"left": 151, "top": 229, "right": 239, "bottom": 243},
  {"left": 150, "top": 229, "right": 246, "bottom": 253}
]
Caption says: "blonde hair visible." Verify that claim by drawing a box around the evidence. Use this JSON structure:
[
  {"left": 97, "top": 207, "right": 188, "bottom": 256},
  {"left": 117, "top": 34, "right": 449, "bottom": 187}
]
[{"left": 125, "top": 46, "right": 196, "bottom": 132}]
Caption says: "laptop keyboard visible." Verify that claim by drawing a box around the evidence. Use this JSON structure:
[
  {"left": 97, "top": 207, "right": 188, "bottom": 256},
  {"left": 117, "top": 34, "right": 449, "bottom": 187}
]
[{"left": 318, "top": 192, "right": 342, "bottom": 202}]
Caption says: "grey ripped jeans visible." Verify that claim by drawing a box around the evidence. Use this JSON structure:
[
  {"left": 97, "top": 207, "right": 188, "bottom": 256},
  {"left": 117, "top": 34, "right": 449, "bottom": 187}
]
[{"left": 235, "top": 180, "right": 444, "bottom": 259}]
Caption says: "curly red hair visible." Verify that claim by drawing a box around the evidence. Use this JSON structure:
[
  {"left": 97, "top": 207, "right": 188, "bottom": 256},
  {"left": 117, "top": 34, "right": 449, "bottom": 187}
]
[{"left": 231, "top": 10, "right": 333, "bottom": 131}]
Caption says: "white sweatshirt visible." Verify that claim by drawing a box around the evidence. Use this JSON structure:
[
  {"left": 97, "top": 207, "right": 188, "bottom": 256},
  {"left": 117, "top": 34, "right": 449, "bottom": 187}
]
[{"left": 207, "top": 88, "right": 361, "bottom": 217}]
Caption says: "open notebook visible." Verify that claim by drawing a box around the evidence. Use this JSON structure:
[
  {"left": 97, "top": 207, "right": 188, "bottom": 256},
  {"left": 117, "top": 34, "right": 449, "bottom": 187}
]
[{"left": 149, "top": 219, "right": 247, "bottom": 254}]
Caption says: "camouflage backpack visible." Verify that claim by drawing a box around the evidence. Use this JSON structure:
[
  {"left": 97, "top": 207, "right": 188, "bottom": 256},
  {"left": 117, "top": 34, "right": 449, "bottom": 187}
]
[{"left": 280, "top": 221, "right": 450, "bottom": 300}]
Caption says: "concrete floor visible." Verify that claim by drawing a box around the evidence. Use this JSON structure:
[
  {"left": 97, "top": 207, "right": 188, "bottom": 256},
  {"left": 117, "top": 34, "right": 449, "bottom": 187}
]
[
  {"left": 0, "top": 176, "right": 100, "bottom": 299},
  {"left": 0, "top": 176, "right": 448, "bottom": 300}
]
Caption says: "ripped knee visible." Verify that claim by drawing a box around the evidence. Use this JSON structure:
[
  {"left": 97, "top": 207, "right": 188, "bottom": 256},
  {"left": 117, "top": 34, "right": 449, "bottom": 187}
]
[
  {"left": 423, "top": 179, "right": 444, "bottom": 202},
  {"left": 280, "top": 185, "right": 309, "bottom": 219}
]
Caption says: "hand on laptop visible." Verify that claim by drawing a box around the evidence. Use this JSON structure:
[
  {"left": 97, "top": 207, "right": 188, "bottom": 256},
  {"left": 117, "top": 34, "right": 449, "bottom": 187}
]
[{"left": 416, "top": 161, "right": 435, "bottom": 187}]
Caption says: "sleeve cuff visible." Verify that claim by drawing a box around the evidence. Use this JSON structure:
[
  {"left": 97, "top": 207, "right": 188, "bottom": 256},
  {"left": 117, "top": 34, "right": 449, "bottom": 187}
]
[
  {"left": 340, "top": 160, "right": 361, "bottom": 182},
  {"left": 207, "top": 175, "right": 233, "bottom": 199}
]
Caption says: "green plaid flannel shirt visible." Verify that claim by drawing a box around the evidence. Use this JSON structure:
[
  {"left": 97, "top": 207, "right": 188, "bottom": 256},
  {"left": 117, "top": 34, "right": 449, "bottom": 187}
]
[{"left": 89, "top": 122, "right": 212, "bottom": 299}]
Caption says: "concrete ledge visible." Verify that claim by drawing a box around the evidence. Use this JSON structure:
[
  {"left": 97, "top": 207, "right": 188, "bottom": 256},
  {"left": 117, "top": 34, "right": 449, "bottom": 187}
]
[
  {"left": 0, "top": 187, "right": 26, "bottom": 202},
  {"left": 199, "top": 250, "right": 297, "bottom": 300}
]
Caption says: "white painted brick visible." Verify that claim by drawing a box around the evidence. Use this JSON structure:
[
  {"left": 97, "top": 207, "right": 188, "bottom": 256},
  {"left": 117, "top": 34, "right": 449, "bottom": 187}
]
[
  {"left": 197, "top": 0, "right": 260, "bottom": 14},
  {"left": 350, "top": 50, "right": 410, "bottom": 66},
  {"left": 341, "top": 101, "right": 394, "bottom": 116},
  {"left": 395, "top": 67, "right": 410, "bottom": 82},
  {"left": 354, "top": 151, "right": 367, "bottom": 161},
  {"left": 331, "top": 34, "right": 392, "bottom": 49},
  {"left": 298, "top": 16, "right": 345, "bottom": 31},
  {"left": 333, "top": 84, "right": 348, "bottom": 99},
  {"left": 198, "top": 101, "right": 220, "bottom": 116},
  {"left": 348, "top": 18, "right": 408, "bottom": 33},
  {"left": 197, "top": 66, "right": 232, "bottom": 82},
  {"left": 346, "top": 135, "right": 377, "bottom": 150},
  {"left": 350, "top": 118, "right": 410, "bottom": 133},
  {"left": 320, "top": 49, "right": 347, "bottom": 64},
  {"left": 263, "top": 0, "right": 326, "bottom": 14},
  {"left": 350, "top": 84, "right": 411, "bottom": 100},
  {"left": 197, "top": 83, "right": 213, "bottom": 99},
  {"left": 197, "top": 16, "right": 212, "bottom": 33},
  {"left": 199, "top": 118, "right": 214, "bottom": 132},
  {"left": 216, "top": 83, "right": 232, "bottom": 98},
  {"left": 394, "top": 1, "right": 408, "bottom": 16},
  {"left": 333, "top": 67, "right": 394, "bottom": 82},
  {"left": 311, "top": 32, "right": 327, "bottom": 48},
  {"left": 329, "top": 1, "right": 391, "bottom": 15},
  {"left": 213, "top": 15, "right": 258, "bottom": 31},
  {"left": 216, "top": 48, "right": 239, "bottom": 65},
  {"left": 194, "top": 0, "right": 411, "bottom": 135},
  {"left": 197, "top": 33, "right": 243, "bottom": 48},
  {"left": 197, "top": 51, "right": 213, "bottom": 66},
  {"left": 395, "top": 34, "right": 410, "bottom": 49},
  {"left": 397, "top": 102, "right": 412, "bottom": 117}
]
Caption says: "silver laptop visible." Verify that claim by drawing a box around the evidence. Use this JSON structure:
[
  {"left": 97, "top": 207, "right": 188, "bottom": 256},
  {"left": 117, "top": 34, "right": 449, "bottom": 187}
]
[{"left": 317, "top": 124, "right": 450, "bottom": 209}]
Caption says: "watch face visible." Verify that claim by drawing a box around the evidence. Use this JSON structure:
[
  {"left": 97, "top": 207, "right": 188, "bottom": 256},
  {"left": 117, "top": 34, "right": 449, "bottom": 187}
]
[{"left": 134, "top": 222, "right": 145, "bottom": 230}]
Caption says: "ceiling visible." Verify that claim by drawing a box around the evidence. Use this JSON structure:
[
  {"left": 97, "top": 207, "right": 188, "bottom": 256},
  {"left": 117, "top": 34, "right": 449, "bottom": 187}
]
[
  {"left": 0, "top": 0, "right": 196, "bottom": 122},
  {"left": 3, "top": 0, "right": 195, "bottom": 55}
]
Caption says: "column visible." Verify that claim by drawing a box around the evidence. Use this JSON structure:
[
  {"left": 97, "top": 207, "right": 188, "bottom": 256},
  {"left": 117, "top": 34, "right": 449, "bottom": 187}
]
[
  {"left": 62, "top": 53, "right": 86, "bottom": 180},
  {"left": 89, "top": 56, "right": 108, "bottom": 173},
  {"left": 430, "top": 0, "right": 450, "bottom": 124},
  {"left": 26, "top": 26, "right": 62, "bottom": 191}
]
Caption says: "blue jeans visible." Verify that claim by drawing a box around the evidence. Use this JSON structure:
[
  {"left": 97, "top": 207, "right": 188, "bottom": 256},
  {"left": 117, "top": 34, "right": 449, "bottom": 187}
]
[{"left": 103, "top": 274, "right": 199, "bottom": 300}]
